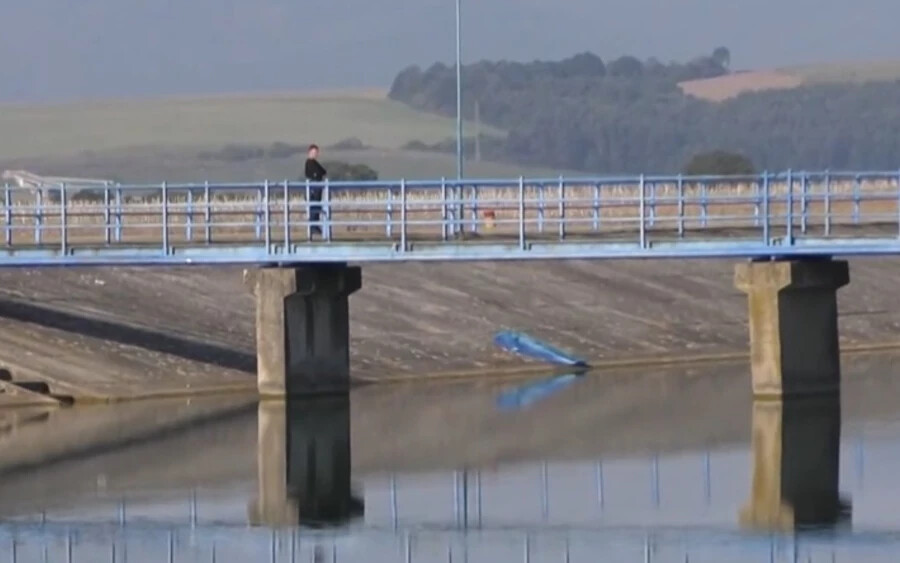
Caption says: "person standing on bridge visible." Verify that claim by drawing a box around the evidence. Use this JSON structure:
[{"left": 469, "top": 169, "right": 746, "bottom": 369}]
[{"left": 304, "top": 144, "right": 327, "bottom": 235}]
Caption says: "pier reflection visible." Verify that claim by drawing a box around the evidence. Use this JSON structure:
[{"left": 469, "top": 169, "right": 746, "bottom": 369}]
[
  {"left": 739, "top": 395, "right": 851, "bottom": 531},
  {"left": 249, "top": 396, "right": 363, "bottom": 528}
]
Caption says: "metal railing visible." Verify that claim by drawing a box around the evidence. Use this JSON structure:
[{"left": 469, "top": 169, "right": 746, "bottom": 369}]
[{"left": 1, "top": 170, "right": 900, "bottom": 265}]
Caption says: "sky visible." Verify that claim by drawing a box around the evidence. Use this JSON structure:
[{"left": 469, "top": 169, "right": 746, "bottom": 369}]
[{"left": 1, "top": 0, "right": 898, "bottom": 102}]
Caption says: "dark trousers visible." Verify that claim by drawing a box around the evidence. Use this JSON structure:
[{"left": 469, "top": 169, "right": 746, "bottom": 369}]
[{"left": 308, "top": 188, "right": 323, "bottom": 232}]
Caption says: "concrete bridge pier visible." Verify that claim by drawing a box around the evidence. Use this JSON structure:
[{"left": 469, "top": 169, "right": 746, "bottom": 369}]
[
  {"left": 739, "top": 397, "right": 850, "bottom": 531},
  {"left": 734, "top": 259, "right": 849, "bottom": 398},
  {"left": 245, "top": 264, "right": 361, "bottom": 397},
  {"left": 248, "top": 397, "right": 363, "bottom": 527}
]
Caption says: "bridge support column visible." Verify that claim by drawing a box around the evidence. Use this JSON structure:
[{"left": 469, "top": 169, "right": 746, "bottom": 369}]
[
  {"left": 739, "top": 397, "right": 850, "bottom": 531},
  {"left": 734, "top": 259, "right": 849, "bottom": 398},
  {"left": 246, "top": 264, "right": 361, "bottom": 397}
]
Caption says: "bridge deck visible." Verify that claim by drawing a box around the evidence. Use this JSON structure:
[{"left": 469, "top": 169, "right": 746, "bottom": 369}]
[{"left": 2, "top": 171, "right": 899, "bottom": 264}]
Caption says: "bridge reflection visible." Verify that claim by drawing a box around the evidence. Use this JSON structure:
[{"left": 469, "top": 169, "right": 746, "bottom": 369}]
[{"left": 249, "top": 397, "right": 363, "bottom": 528}]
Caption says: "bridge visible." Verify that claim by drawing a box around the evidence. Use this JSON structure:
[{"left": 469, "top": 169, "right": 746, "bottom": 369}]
[{"left": 2, "top": 170, "right": 898, "bottom": 396}]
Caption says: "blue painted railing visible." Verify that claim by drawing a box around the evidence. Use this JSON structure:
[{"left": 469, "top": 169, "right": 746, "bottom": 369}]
[{"left": 1, "top": 170, "right": 899, "bottom": 265}]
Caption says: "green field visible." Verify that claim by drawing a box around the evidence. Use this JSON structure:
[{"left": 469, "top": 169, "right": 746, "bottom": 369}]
[{"left": 0, "top": 90, "right": 503, "bottom": 160}]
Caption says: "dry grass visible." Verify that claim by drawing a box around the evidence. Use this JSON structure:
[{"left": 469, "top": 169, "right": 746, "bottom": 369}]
[{"left": 3, "top": 179, "right": 897, "bottom": 247}]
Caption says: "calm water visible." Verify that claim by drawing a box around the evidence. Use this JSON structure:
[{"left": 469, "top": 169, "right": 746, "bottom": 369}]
[{"left": 4, "top": 360, "right": 900, "bottom": 562}]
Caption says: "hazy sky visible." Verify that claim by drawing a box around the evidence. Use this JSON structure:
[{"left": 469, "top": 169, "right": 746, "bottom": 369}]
[{"left": 1, "top": 0, "right": 898, "bottom": 102}]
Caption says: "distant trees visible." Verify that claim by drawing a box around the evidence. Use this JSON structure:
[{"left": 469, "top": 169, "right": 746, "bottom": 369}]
[
  {"left": 388, "top": 48, "right": 900, "bottom": 173},
  {"left": 684, "top": 150, "right": 754, "bottom": 175},
  {"left": 321, "top": 161, "right": 378, "bottom": 181}
]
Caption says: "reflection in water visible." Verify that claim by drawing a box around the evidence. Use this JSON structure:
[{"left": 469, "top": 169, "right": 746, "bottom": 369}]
[
  {"left": 249, "top": 397, "right": 363, "bottom": 528},
  {"left": 740, "top": 396, "right": 851, "bottom": 532},
  {"left": 8, "top": 364, "right": 900, "bottom": 560}
]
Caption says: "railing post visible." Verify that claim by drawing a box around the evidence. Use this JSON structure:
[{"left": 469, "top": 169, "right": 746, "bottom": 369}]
[
  {"left": 824, "top": 170, "right": 832, "bottom": 236},
  {"left": 386, "top": 185, "right": 394, "bottom": 238},
  {"left": 592, "top": 183, "right": 600, "bottom": 231},
  {"left": 104, "top": 183, "right": 112, "bottom": 245},
  {"left": 639, "top": 174, "right": 647, "bottom": 249},
  {"left": 677, "top": 175, "right": 685, "bottom": 238},
  {"left": 786, "top": 169, "right": 794, "bottom": 245},
  {"left": 283, "top": 180, "right": 290, "bottom": 252},
  {"left": 753, "top": 175, "right": 761, "bottom": 227},
  {"left": 440, "top": 177, "right": 448, "bottom": 241},
  {"left": 761, "top": 171, "right": 770, "bottom": 245},
  {"left": 700, "top": 181, "right": 708, "bottom": 227},
  {"left": 161, "top": 181, "right": 169, "bottom": 255},
  {"left": 324, "top": 178, "right": 332, "bottom": 242},
  {"left": 185, "top": 186, "right": 193, "bottom": 242},
  {"left": 255, "top": 186, "right": 263, "bottom": 240},
  {"left": 800, "top": 171, "right": 809, "bottom": 234},
  {"left": 263, "top": 180, "right": 271, "bottom": 253},
  {"left": 35, "top": 188, "right": 43, "bottom": 244},
  {"left": 651, "top": 454, "right": 660, "bottom": 508},
  {"left": 853, "top": 173, "right": 861, "bottom": 224},
  {"left": 60, "top": 182, "right": 68, "bottom": 255},
  {"left": 518, "top": 176, "right": 526, "bottom": 250},
  {"left": 203, "top": 181, "right": 211, "bottom": 243},
  {"left": 537, "top": 184, "right": 545, "bottom": 233},
  {"left": 647, "top": 180, "right": 655, "bottom": 228},
  {"left": 400, "top": 178, "right": 407, "bottom": 252},
  {"left": 897, "top": 169, "right": 900, "bottom": 239},
  {"left": 3, "top": 183, "right": 10, "bottom": 246},
  {"left": 305, "top": 179, "right": 312, "bottom": 241},
  {"left": 471, "top": 183, "right": 478, "bottom": 234},
  {"left": 558, "top": 176, "right": 565, "bottom": 240},
  {"left": 595, "top": 461, "right": 604, "bottom": 510}
]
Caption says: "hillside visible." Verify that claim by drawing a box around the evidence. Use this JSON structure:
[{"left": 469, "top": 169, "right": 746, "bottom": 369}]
[
  {"left": 680, "top": 60, "right": 900, "bottom": 101},
  {"left": 389, "top": 51, "right": 900, "bottom": 173}
]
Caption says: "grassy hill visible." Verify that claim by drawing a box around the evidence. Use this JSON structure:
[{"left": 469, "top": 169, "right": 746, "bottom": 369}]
[
  {"left": 680, "top": 59, "right": 900, "bottom": 102},
  {"left": 0, "top": 91, "right": 584, "bottom": 182},
  {"left": 0, "top": 90, "right": 574, "bottom": 182},
  {"left": 0, "top": 90, "right": 503, "bottom": 160}
]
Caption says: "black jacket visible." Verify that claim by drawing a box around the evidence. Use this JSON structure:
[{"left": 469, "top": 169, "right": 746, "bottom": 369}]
[{"left": 305, "top": 158, "right": 327, "bottom": 182}]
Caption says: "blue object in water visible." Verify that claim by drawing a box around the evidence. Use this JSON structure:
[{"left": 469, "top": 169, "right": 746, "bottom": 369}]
[
  {"left": 493, "top": 330, "right": 589, "bottom": 367},
  {"left": 496, "top": 373, "right": 582, "bottom": 411}
]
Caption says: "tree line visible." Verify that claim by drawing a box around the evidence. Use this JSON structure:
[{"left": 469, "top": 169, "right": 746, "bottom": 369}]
[{"left": 388, "top": 49, "right": 900, "bottom": 173}]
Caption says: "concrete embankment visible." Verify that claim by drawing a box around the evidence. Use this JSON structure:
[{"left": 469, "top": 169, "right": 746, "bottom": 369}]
[{"left": 0, "top": 259, "right": 897, "bottom": 401}]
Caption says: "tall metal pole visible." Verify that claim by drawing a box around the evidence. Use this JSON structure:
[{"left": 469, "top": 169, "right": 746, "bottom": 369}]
[{"left": 455, "top": 0, "right": 463, "bottom": 179}]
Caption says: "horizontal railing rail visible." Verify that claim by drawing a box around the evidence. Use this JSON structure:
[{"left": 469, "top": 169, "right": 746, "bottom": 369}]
[{"left": 1, "top": 170, "right": 899, "bottom": 265}]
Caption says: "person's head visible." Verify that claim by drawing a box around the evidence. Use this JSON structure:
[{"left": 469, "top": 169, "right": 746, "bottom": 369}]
[{"left": 308, "top": 144, "right": 319, "bottom": 159}]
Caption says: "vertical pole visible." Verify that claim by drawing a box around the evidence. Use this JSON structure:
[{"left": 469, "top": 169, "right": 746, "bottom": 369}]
[
  {"left": 161, "top": 182, "right": 169, "bottom": 255},
  {"left": 853, "top": 174, "right": 861, "bottom": 224},
  {"left": 540, "top": 461, "right": 549, "bottom": 522},
  {"left": 103, "top": 184, "right": 111, "bottom": 245},
  {"left": 800, "top": 172, "right": 809, "bottom": 234},
  {"left": 786, "top": 169, "right": 794, "bottom": 244},
  {"left": 700, "top": 181, "right": 708, "bottom": 227},
  {"left": 677, "top": 175, "right": 685, "bottom": 237},
  {"left": 639, "top": 174, "right": 646, "bottom": 249},
  {"left": 703, "top": 451, "right": 711, "bottom": 505},
  {"left": 255, "top": 187, "right": 262, "bottom": 240},
  {"left": 35, "top": 189, "right": 43, "bottom": 244},
  {"left": 390, "top": 473, "right": 399, "bottom": 530},
  {"left": 400, "top": 178, "right": 408, "bottom": 252},
  {"left": 595, "top": 461, "right": 604, "bottom": 510},
  {"left": 896, "top": 169, "right": 900, "bottom": 238},
  {"left": 824, "top": 170, "right": 832, "bottom": 236},
  {"left": 203, "top": 181, "right": 210, "bottom": 243},
  {"left": 263, "top": 180, "right": 271, "bottom": 253},
  {"left": 116, "top": 186, "right": 123, "bottom": 242},
  {"left": 470, "top": 184, "right": 478, "bottom": 234},
  {"left": 324, "top": 178, "right": 332, "bottom": 242},
  {"left": 647, "top": 180, "right": 655, "bottom": 227},
  {"left": 185, "top": 187, "right": 193, "bottom": 242},
  {"left": 651, "top": 454, "right": 660, "bottom": 508},
  {"left": 557, "top": 177, "right": 565, "bottom": 240},
  {"left": 455, "top": 0, "right": 463, "bottom": 180},
  {"left": 518, "top": 176, "right": 526, "bottom": 250},
  {"left": 762, "top": 171, "right": 770, "bottom": 245},
  {"left": 592, "top": 183, "right": 600, "bottom": 231},
  {"left": 60, "top": 182, "right": 68, "bottom": 255},
  {"left": 537, "top": 184, "right": 545, "bottom": 233},
  {"left": 4, "top": 183, "right": 10, "bottom": 246},
  {"left": 386, "top": 187, "right": 394, "bottom": 238},
  {"left": 441, "top": 177, "right": 448, "bottom": 241},
  {"left": 306, "top": 179, "right": 312, "bottom": 240},
  {"left": 190, "top": 488, "right": 198, "bottom": 527},
  {"left": 284, "top": 180, "right": 290, "bottom": 252},
  {"left": 753, "top": 175, "right": 761, "bottom": 227}
]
